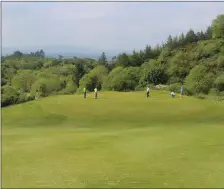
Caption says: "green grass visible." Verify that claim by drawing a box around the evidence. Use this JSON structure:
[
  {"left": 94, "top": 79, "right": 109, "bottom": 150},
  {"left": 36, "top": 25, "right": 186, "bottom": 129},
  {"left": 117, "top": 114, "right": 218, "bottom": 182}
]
[{"left": 2, "top": 91, "right": 224, "bottom": 188}]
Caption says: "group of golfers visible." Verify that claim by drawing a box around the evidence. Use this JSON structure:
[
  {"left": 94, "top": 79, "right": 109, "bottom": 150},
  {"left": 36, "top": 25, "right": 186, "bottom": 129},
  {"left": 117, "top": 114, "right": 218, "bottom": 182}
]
[
  {"left": 146, "top": 86, "right": 184, "bottom": 99},
  {"left": 83, "top": 86, "right": 184, "bottom": 99},
  {"left": 83, "top": 87, "right": 98, "bottom": 99},
  {"left": 170, "top": 87, "right": 184, "bottom": 99}
]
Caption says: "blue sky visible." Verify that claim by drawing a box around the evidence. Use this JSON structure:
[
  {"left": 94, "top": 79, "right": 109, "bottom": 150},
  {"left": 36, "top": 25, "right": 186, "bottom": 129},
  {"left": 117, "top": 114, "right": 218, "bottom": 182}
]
[{"left": 2, "top": 2, "right": 224, "bottom": 53}]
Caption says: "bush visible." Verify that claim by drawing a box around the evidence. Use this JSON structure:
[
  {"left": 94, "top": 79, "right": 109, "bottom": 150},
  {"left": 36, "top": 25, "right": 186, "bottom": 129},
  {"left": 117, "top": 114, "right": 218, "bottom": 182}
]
[
  {"left": 60, "top": 79, "right": 77, "bottom": 94},
  {"left": 1, "top": 86, "right": 20, "bottom": 107},
  {"left": 135, "top": 85, "right": 144, "bottom": 91},
  {"left": 27, "top": 93, "right": 35, "bottom": 101},
  {"left": 11, "top": 70, "right": 37, "bottom": 92},
  {"left": 31, "top": 77, "right": 61, "bottom": 97},
  {"left": 79, "top": 66, "right": 108, "bottom": 91},
  {"left": 1, "top": 78, "right": 7, "bottom": 86},
  {"left": 184, "top": 65, "right": 215, "bottom": 95},
  {"left": 214, "top": 74, "right": 224, "bottom": 92},
  {"left": 169, "top": 83, "right": 181, "bottom": 92},
  {"left": 103, "top": 67, "right": 140, "bottom": 91},
  {"left": 17, "top": 93, "right": 28, "bottom": 103},
  {"left": 196, "top": 93, "right": 206, "bottom": 99},
  {"left": 217, "top": 55, "right": 224, "bottom": 69},
  {"left": 209, "top": 88, "right": 219, "bottom": 96},
  {"left": 168, "top": 51, "right": 191, "bottom": 82},
  {"left": 139, "top": 60, "right": 168, "bottom": 86},
  {"left": 155, "top": 84, "right": 168, "bottom": 90}
]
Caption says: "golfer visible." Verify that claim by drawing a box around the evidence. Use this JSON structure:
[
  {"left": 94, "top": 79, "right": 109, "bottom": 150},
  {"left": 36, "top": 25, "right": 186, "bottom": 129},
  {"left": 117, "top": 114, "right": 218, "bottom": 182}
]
[
  {"left": 180, "top": 86, "right": 184, "bottom": 99},
  {"left": 83, "top": 87, "right": 87, "bottom": 98},
  {"left": 146, "top": 87, "right": 150, "bottom": 98},
  {"left": 94, "top": 87, "right": 98, "bottom": 99},
  {"left": 171, "top": 91, "right": 175, "bottom": 98}
]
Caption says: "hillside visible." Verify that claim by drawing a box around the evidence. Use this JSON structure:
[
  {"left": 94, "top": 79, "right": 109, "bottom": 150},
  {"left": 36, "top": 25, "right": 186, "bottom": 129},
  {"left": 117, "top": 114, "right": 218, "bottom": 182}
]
[
  {"left": 1, "top": 14, "right": 224, "bottom": 107},
  {"left": 2, "top": 91, "right": 224, "bottom": 188}
]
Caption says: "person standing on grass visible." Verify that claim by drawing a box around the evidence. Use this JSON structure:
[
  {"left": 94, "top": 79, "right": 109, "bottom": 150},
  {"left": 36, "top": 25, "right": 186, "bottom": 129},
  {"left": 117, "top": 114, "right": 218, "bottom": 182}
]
[
  {"left": 180, "top": 86, "right": 184, "bottom": 99},
  {"left": 146, "top": 86, "right": 150, "bottom": 98},
  {"left": 94, "top": 87, "right": 98, "bottom": 99},
  {"left": 171, "top": 91, "right": 175, "bottom": 98},
  {"left": 83, "top": 87, "right": 87, "bottom": 98}
]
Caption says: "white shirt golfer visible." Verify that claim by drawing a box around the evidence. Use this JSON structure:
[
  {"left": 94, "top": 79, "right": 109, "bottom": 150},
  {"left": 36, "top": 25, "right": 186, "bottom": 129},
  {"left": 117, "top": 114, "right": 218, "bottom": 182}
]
[
  {"left": 147, "top": 87, "right": 150, "bottom": 93},
  {"left": 94, "top": 88, "right": 98, "bottom": 99}
]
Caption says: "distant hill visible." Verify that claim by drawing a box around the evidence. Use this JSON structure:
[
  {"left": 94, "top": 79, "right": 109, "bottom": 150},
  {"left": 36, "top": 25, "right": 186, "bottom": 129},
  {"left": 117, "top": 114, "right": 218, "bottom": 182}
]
[{"left": 2, "top": 46, "right": 123, "bottom": 59}]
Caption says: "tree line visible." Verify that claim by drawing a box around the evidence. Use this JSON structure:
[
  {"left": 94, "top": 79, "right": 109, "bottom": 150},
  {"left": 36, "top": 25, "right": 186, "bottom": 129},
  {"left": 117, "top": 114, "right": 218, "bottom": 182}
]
[{"left": 1, "top": 14, "right": 224, "bottom": 107}]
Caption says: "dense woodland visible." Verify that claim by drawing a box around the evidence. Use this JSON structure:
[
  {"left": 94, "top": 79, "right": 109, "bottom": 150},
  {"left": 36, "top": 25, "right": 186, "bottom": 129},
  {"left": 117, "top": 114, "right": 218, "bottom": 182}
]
[{"left": 1, "top": 14, "right": 224, "bottom": 107}]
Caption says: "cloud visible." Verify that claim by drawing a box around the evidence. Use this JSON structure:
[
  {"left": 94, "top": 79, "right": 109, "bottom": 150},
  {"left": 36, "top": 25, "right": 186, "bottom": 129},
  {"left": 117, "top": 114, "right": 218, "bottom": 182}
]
[{"left": 2, "top": 2, "right": 224, "bottom": 52}]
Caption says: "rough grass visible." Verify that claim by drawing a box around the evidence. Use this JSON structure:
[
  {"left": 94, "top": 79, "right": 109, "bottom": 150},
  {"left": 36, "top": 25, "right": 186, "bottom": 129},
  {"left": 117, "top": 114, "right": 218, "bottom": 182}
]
[{"left": 2, "top": 91, "right": 224, "bottom": 188}]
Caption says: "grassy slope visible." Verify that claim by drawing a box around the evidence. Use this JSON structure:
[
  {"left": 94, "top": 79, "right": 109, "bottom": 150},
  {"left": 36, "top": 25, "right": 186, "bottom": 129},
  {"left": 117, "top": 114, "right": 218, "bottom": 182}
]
[{"left": 2, "top": 91, "right": 224, "bottom": 188}]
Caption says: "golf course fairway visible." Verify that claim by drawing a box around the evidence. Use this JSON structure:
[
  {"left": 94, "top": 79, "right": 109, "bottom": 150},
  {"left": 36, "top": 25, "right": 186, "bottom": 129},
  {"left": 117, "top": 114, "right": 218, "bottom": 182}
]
[{"left": 2, "top": 91, "right": 224, "bottom": 188}]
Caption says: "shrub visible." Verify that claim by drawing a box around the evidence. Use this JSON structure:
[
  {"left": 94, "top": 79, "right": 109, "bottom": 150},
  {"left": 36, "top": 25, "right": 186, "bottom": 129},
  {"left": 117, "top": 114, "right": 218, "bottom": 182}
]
[
  {"left": 103, "top": 67, "right": 140, "bottom": 91},
  {"left": 139, "top": 60, "right": 168, "bottom": 86},
  {"left": 60, "top": 79, "right": 77, "bottom": 94},
  {"left": 1, "top": 86, "right": 20, "bottom": 107},
  {"left": 17, "top": 93, "right": 28, "bottom": 103},
  {"left": 79, "top": 66, "right": 108, "bottom": 91},
  {"left": 184, "top": 65, "right": 215, "bottom": 95},
  {"left": 209, "top": 88, "right": 219, "bottom": 96},
  {"left": 169, "top": 83, "right": 181, "bottom": 92},
  {"left": 1, "top": 78, "right": 7, "bottom": 86},
  {"left": 214, "top": 74, "right": 224, "bottom": 92},
  {"left": 155, "top": 84, "right": 168, "bottom": 90},
  {"left": 196, "top": 93, "right": 206, "bottom": 99},
  {"left": 11, "top": 70, "right": 37, "bottom": 92},
  {"left": 135, "top": 85, "right": 144, "bottom": 91}
]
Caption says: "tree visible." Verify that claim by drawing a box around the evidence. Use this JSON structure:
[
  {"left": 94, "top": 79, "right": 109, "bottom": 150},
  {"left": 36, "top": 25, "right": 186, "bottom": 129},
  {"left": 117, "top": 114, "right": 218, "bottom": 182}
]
[
  {"left": 39, "top": 49, "right": 45, "bottom": 57},
  {"left": 79, "top": 66, "right": 108, "bottom": 91},
  {"left": 185, "top": 29, "right": 197, "bottom": 43},
  {"left": 1, "top": 86, "right": 20, "bottom": 107},
  {"left": 217, "top": 55, "right": 224, "bottom": 69},
  {"left": 172, "top": 36, "right": 179, "bottom": 48},
  {"left": 184, "top": 65, "right": 215, "bottom": 95},
  {"left": 214, "top": 74, "right": 224, "bottom": 92},
  {"left": 58, "top": 55, "right": 64, "bottom": 59},
  {"left": 205, "top": 26, "right": 212, "bottom": 39},
  {"left": 212, "top": 14, "right": 224, "bottom": 38},
  {"left": 11, "top": 70, "right": 37, "bottom": 92},
  {"left": 12, "top": 51, "right": 23, "bottom": 58},
  {"left": 196, "top": 31, "right": 205, "bottom": 41},
  {"left": 139, "top": 59, "right": 168, "bottom": 86},
  {"left": 168, "top": 51, "right": 192, "bottom": 83},
  {"left": 72, "top": 62, "right": 86, "bottom": 86},
  {"left": 151, "top": 45, "right": 162, "bottom": 59},
  {"left": 31, "top": 76, "right": 61, "bottom": 97},
  {"left": 103, "top": 67, "right": 140, "bottom": 91},
  {"left": 178, "top": 33, "right": 186, "bottom": 46},
  {"left": 115, "top": 53, "right": 131, "bottom": 67},
  {"left": 144, "top": 45, "right": 152, "bottom": 61},
  {"left": 111, "top": 56, "right": 117, "bottom": 64},
  {"left": 158, "top": 47, "right": 172, "bottom": 64},
  {"left": 60, "top": 76, "right": 77, "bottom": 94},
  {"left": 130, "top": 50, "right": 143, "bottom": 67},
  {"left": 166, "top": 35, "right": 173, "bottom": 48},
  {"left": 98, "top": 52, "right": 107, "bottom": 66}
]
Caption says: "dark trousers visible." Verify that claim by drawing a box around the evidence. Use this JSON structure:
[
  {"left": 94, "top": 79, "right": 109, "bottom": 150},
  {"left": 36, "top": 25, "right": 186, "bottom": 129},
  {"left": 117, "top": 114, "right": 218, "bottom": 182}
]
[
  {"left": 147, "top": 92, "right": 150, "bottom": 98},
  {"left": 84, "top": 92, "right": 86, "bottom": 98},
  {"left": 95, "top": 92, "right": 98, "bottom": 99}
]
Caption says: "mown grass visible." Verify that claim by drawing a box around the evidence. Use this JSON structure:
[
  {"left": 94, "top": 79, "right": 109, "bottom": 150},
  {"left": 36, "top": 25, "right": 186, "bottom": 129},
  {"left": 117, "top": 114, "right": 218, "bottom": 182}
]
[{"left": 2, "top": 91, "right": 224, "bottom": 188}]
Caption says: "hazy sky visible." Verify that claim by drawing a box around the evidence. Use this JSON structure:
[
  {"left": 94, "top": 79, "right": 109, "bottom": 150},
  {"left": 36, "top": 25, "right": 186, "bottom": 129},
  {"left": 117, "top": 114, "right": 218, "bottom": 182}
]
[{"left": 2, "top": 2, "right": 224, "bottom": 52}]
